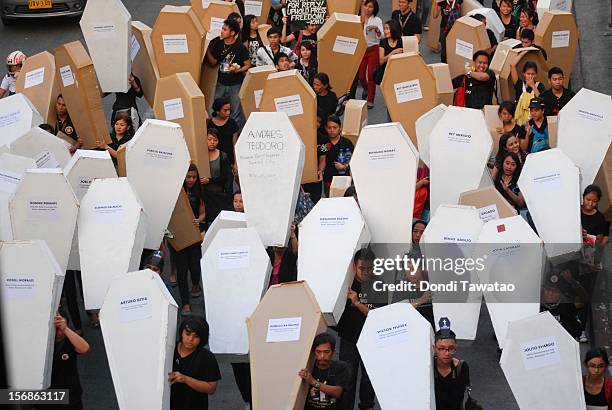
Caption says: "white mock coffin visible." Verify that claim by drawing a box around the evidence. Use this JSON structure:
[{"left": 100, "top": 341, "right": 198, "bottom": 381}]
[
  {"left": 0, "top": 153, "right": 36, "bottom": 241},
  {"left": 0, "top": 94, "right": 43, "bottom": 148},
  {"left": 429, "top": 106, "right": 492, "bottom": 213},
  {"left": 79, "top": 0, "right": 132, "bottom": 92},
  {"left": 416, "top": 104, "right": 447, "bottom": 167},
  {"left": 79, "top": 178, "right": 146, "bottom": 310},
  {"left": 298, "top": 197, "right": 370, "bottom": 325},
  {"left": 9, "top": 169, "right": 78, "bottom": 273},
  {"left": 10, "top": 127, "right": 72, "bottom": 169},
  {"left": 357, "top": 303, "right": 435, "bottom": 410},
  {"left": 100, "top": 269, "right": 178, "bottom": 410},
  {"left": 557, "top": 88, "right": 612, "bottom": 192},
  {"left": 537, "top": 0, "right": 573, "bottom": 21},
  {"left": 235, "top": 112, "right": 304, "bottom": 247},
  {"left": 476, "top": 216, "right": 544, "bottom": 349},
  {"left": 202, "top": 227, "right": 271, "bottom": 358},
  {"left": 201, "top": 210, "right": 247, "bottom": 255},
  {"left": 517, "top": 148, "right": 581, "bottom": 259},
  {"left": 500, "top": 311, "right": 585, "bottom": 410},
  {"left": 125, "top": 119, "right": 190, "bottom": 249},
  {"left": 64, "top": 150, "right": 118, "bottom": 270},
  {"left": 466, "top": 8, "right": 505, "bottom": 41},
  {"left": 1, "top": 240, "right": 64, "bottom": 389},
  {"left": 351, "top": 123, "right": 418, "bottom": 243},
  {"left": 421, "top": 205, "right": 484, "bottom": 340}
]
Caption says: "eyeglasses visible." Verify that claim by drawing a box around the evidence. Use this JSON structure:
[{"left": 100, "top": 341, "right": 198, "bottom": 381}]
[
  {"left": 588, "top": 363, "right": 607, "bottom": 369},
  {"left": 436, "top": 347, "right": 456, "bottom": 353}
]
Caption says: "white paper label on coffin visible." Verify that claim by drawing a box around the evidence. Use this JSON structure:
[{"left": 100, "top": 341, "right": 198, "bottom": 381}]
[
  {"left": 274, "top": 94, "right": 304, "bottom": 117},
  {"left": 3, "top": 273, "right": 37, "bottom": 298},
  {"left": 394, "top": 79, "right": 423, "bottom": 103},
  {"left": 0, "top": 169, "right": 22, "bottom": 194},
  {"left": 333, "top": 36, "right": 359, "bottom": 55},
  {"left": 27, "top": 198, "right": 60, "bottom": 221},
  {"left": 375, "top": 321, "right": 410, "bottom": 347},
  {"left": 34, "top": 151, "right": 60, "bottom": 169},
  {"left": 217, "top": 246, "right": 250, "bottom": 270},
  {"left": 210, "top": 17, "right": 225, "bottom": 37},
  {"left": 367, "top": 145, "right": 400, "bottom": 169},
  {"left": 455, "top": 38, "right": 474, "bottom": 59},
  {"left": 244, "top": 0, "right": 263, "bottom": 16},
  {"left": 318, "top": 215, "right": 350, "bottom": 233},
  {"left": 118, "top": 293, "right": 152, "bottom": 323},
  {"left": 59, "top": 65, "right": 75, "bottom": 87},
  {"left": 163, "top": 98, "right": 184, "bottom": 121},
  {"left": 92, "top": 22, "right": 117, "bottom": 38},
  {"left": 266, "top": 317, "right": 302, "bottom": 342},
  {"left": 162, "top": 34, "right": 189, "bottom": 54},
  {"left": 24, "top": 67, "right": 45, "bottom": 89},
  {"left": 92, "top": 202, "right": 125, "bottom": 224},
  {"left": 521, "top": 336, "right": 561, "bottom": 370},
  {"left": 254, "top": 89, "right": 264, "bottom": 109},
  {"left": 551, "top": 30, "right": 570, "bottom": 48},
  {"left": 477, "top": 204, "right": 499, "bottom": 222},
  {"left": 0, "top": 111, "right": 21, "bottom": 128},
  {"left": 130, "top": 35, "right": 140, "bottom": 62}
]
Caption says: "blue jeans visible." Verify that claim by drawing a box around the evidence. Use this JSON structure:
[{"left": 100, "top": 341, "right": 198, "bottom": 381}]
[
  {"left": 214, "top": 82, "right": 245, "bottom": 128},
  {"left": 339, "top": 337, "right": 375, "bottom": 410}
]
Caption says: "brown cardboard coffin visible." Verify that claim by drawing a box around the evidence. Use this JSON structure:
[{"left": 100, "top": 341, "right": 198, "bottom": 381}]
[
  {"left": 426, "top": 3, "right": 441, "bottom": 52},
  {"left": 499, "top": 47, "right": 549, "bottom": 102},
  {"left": 484, "top": 105, "right": 503, "bottom": 155},
  {"left": 459, "top": 186, "right": 518, "bottom": 220},
  {"left": 535, "top": 11, "right": 579, "bottom": 88},
  {"left": 131, "top": 21, "right": 161, "bottom": 107},
  {"left": 446, "top": 16, "right": 491, "bottom": 79},
  {"left": 239, "top": 65, "right": 277, "bottom": 120},
  {"left": 167, "top": 189, "right": 203, "bottom": 252},
  {"left": 196, "top": 0, "right": 239, "bottom": 35},
  {"left": 199, "top": 32, "right": 220, "bottom": 113},
  {"left": 342, "top": 99, "right": 368, "bottom": 145},
  {"left": 327, "top": 0, "right": 361, "bottom": 15},
  {"left": 15, "top": 51, "right": 60, "bottom": 124},
  {"left": 428, "top": 63, "right": 454, "bottom": 106}
]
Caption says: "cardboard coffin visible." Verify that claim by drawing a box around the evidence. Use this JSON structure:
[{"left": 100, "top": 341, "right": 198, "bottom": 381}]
[
  {"left": 428, "top": 63, "right": 454, "bottom": 106},
  {"left": 329, "top": 176, "right": 352, "bottom": 198},
  {"left": 54, "top": 41, "right": 111, "bottom": 149},
  {"left": 500, "top": 312, "right": 585, "bottom": 410},
  {"left": 258, "top": 23, "right": 271, "bottom": 46},
  {"left": 402, "top": 36, "right": 419, "bottom": 54},
  {"left": 9, "top": 169, "right": 78, "bottom": 273},
  {"left": 235, "top": 112, "right": 304, "bottom": 247},
  {"left": 167, "top": 189, "right": 202, "bottom": 252},
  {"left": 79, "top": 178, "right": 147, "bottom": 310},
  {"left": 357, "top": 303, "right": 435, "bottom": 410},
  {"left": 416, "top": 104, "right": 447, "bottom": 167},
  {"left": 14, "top": 51, "right": 60, "bottom": 123},
  {"left": 425, "top": 3, "right": 441, "bottom": 52},
  {"left": 63, "top": 150, "right": 118, "bottom": 271},
  {"left": 429, "top": 106, "right": 492, "bottom": 213},
  {"left": 197, "top": 0, "right": 240, "bottom": 37},
  {"left": 239, "top": 65, "right": 277, "bottom": 124},
  {"left": 489, "top": 38, "right": 522, "bottom": 76},
  {"left": 202, "top": 228, "right": 271, "bottom": 358},
  {"left": 557, "top": 88, "right": 612, "bottom": 192},
  {"left": 201, "top": 210, "right": 247, "bottom": 255},
  {"left": 483, "top": 105, "right": 503, "bottom": 156},
  {"left": 421, "top": 204, "right": 484, "bottom": 340},
  {"left": 476, "top": 215, "right": 544, "bottom": 349},
  {"left": 499, "top": 47, "right": 549, "bottom": 102},
  {"left": 153, "top": 72, "right": 210, "bottom": 178},
  {"left": 258, "top": 70, "right": 317, "bottom": 184},
  {"left": 0, "top": 94, "right": 43, "bottom": 148},
  {"left": 131, "top": 21, "right": 161, "bottom": 107},
  {"left": 341, "top": 99, "right": 368, "bottom": 145},
  {"left": 10, "top": 127, "right": 72, "bottom": 169},
  {"left": 594, "top": 148, "right": 612, "bottom": 219},
  {"left": 327, "top": 0, "right": 361, "bottom": 15},
  {"left": 125, "top": 119, "right": 191, "bottom": 250},
  {"left": 317, "top": 13, "right": 367, "bottom": 96},
  {"left": 537, "top": 0, "right": 574, "bottom": 30},
  {"left": 1, "top": 240, "right": 64, "bottom": 390},
  {"left": 517, "top": 148, "right": 581, "bottom": 259},
  {"left": 80, "top": 0, "right": 132, "bottom": 92},
  {"left": 445, "top": 16, "right": 491, "bottom": 79},
  {"left": 466, "top": 7, "right": 505, "bottom": 42},
  {"left": 298, "top": 197, "right": 371, "bottom": 325},
  {"left": 548, "top": 115, "right": 558, "bottom": 149},
  {"left": 460, "top": 0, "right": 485, "bottom": 15},
  {"left": 100, "top": 269, "right": 178, "bottom": 410},
  {"left": 0, "top": 153, "right": 36, "bottom": 241},
  {"left": 459, "top": 186, "right": 518, "bottom": 222},
  {"left": 199, "top": 32, "right": 220, "bottom": 113},
  {"left": 381, "top": 53, "right": 438, "bottom": 146},
  {"left": 351, "top": 123, "right": 418, "bottom": 243},
  {"left": 247, "top": 281, "right": 327, "bottom": 410},
  {"left": 243, "top": 0, "right": 273, "bottom": 24},
  {"left": 535, "top": 11, "right": 578, "bottom": 88},
  {"left": 151, "top": 6, "right": 206, "bottom": 84}
]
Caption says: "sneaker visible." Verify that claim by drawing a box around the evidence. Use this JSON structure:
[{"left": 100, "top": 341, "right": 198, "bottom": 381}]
[{"left": 579, "top": 331, "right": 588, "bottom": 343}]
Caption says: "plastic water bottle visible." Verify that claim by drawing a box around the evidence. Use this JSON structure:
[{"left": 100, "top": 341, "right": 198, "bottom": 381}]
[
  {"left": 344, "top": 148, "right": 352, "bottom": 164},
  {"left": 337, "top": 149, "right": 346, "bottom": 175}
]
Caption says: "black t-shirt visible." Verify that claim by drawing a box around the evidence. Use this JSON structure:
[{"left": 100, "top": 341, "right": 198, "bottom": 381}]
[
  {"left": 391, "top": 9, "right": 423, "bottom": 36},
  {"left": 452, "top": 70, "right": 496, "bottom": 109},
  {"left": 486, "top": 28, "right": 498, "bottom": 48},
  {"left": 541, "top": 88, "right": 575, "bottom": 116},
  {"left": 304, "top": 360, "right": 350, "bottom": 410},
  {"left": 319, "top": 136, "right": 354, "bottom": 183},
  {"left": 246, "top": 36, "right": 262, "bottom": 65},
  {"left": 108, "top": 132, "right": 133, "bottom": 152},
  {"left": 501, "top": 15, "right": 519, "bottom": 39},
  {"left": 112, "top": 75, "right": 143, "bottom": 112},
  {"left": 380, "top": 38, "right": 403, "bottom": 57},
  {"left": 49, "top": 339, "right": 83, "bottom": 403},
  {"left": 513, "top": 79, "right": 546, "bottom": 103},
  {"left": 317, "top": 91, "right": 338, "bottom": 120},
  {"left": 208, "top": 117, "right": 239, "bottom": 163},
  {"left": 434, "top": 360, "right": 470, "bottom": 410},
  {"left": 55, "top": 115, "right": 78, "bottom": 141},
  {"left": 582, "top": 210, "right": 608, "bottom": 237},
  {"left": 291, "top": 30, "right": 317, "bottom": 48},
  {"left": 209, "top": 38, "right": 250, "bottom": 86},
  {"left": 335, "top": 279, "right": 385, "bottom": 344},
  {"left": 540, "top": 302, "right": 579, "bottom": 337},
  {"left": 170, "top": 346, "right": 221, "bottom": 410}
]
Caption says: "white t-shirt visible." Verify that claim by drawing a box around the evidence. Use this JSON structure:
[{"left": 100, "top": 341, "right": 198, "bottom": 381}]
[
  {"left": 0, "top": 74, "right": 17, "bottom": 94},
  {"left": 364, "top": 16, "right": 384, "bottom": 47}
]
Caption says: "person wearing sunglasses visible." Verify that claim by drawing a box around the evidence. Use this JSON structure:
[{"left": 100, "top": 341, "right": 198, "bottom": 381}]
[{"left": 0, "top": 50, "right": 26, "bottom": 99}]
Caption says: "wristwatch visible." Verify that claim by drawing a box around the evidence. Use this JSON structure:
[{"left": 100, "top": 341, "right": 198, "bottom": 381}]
[{"left": 314, "top": 381, "right": 321, "bottom": 389}]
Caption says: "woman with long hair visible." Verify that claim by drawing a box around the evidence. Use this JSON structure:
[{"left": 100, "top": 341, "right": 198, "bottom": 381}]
[
  {"left": 491, "top": 132, "right": 527, "bottom": 179},
  {"left": 295, "top": 41, "right": 318, "bottom": 85},
  {"left": 95, "top": 111, "right": 133, "bottom": 162},
  {"left": 242, "top": 14, "right": 263, "bottom": 66},
  {"left": 359, "top": 0, "right": 384, "bottom": 108},
  {"left": 493, "top": 152, "right": 525, "bottom": 210},
  {"left": 378, "top": 19, "right": 403, "bottom": 79},
  {"left": 207, "top": 97, "right": 239, "bottom": 164},
  {"left": 516, "top": 7, "right": 537, "bottom": 39}
]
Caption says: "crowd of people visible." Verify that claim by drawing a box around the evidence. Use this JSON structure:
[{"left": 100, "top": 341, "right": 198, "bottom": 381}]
[{"left": 1, "top": 0, "right": 610, "bottom": 409}]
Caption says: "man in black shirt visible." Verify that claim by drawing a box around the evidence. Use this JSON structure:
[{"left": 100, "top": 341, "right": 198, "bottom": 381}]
[
  {"left": 540, "top": 67, "right": 575, "bottom": 116},
  {"left": 206, "top": 18, "right": 252, "bottom": 128},
  {"left": 53, "top": 94, "right": 82, "bottom": 154},
  {"left": 299, "top": 333, "right": 350, "bottom": 410},
  {"left": 451, "top": 51, "right": 496, "bottom": 109},
  {"left": 434, "top": 318, "right": 470, "bottom": 410},
  {"left": 391, "top": 0, "right": 423, "bottom": 41}
]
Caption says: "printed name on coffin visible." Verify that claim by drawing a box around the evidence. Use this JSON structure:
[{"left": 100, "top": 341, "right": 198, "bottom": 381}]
[{"left": 120, "top": 296, "right": 148, "bottom": 305}]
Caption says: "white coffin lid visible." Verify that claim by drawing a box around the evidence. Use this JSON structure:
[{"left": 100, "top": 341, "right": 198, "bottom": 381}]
[
  {"left": 125, "top": 119, "right": 191, "bottom": 249},
  {"left": 500, "top": 311, "right": 584, "bottom": 410},
  {"left": 80, "top": 0, "right": 132, "bottom": 92},
  {"left": 416, "top": 104, "right": 447, "bottom": 167},
  {"left": 63, "top": 149, "right": 117, "bottom": 270},
  {"left": 351, "top": 123, "right": 419, "bottom": 243},
  {"left": 557, "top": 88, "right": 612, "bottom": 192},
  {"left": 235, "top": 112, "right": 304, "bottom": 247},
  {"left": 1, "top": 240, "right": 64, "bottom": 390},
  {"left": 429, "top": 106, "right": 492, "bottom": 213},
  {"left": 79, "top": 177, "right": 147, "bottom": 310},
  {"left": 466, "top": 8, "right": 505, "bottom": 41},
  {"left": 421, "top": 204, "right": 484, "bottom": 340},
  {"left": 537, "top": 0, "right": 573, "bottom": 21},
  {"left": 202, "top": 227, "right": 271, "bottom": 356},
  {"left": 517, "top": 148, "right": 581, "bottom": 258},
  {"left": 201, "top": 210, "right": 247, "bottom": 255},
  {"left": 10, "top": 127, "right": 72, "bottom": 169},
  {"left": 0, "top": 153, "right": 36, "bottom": 241},
  {"left": 0, "top": 94, "right": 43, "bottom": 148},
  {"left": 100, "top": 269, "right": 178, "bottom": 410},
  {"left": 9, "top": 168, "right": 78, "bottom": 273},
  {"left": 298, "top": 197, "right": 371, "bottom": 325},
  {"left": 357, "top": 303, "right": 435, "bottom": 410},
  {"left": 476, "top": 215, "right": 544, "bottom": 348}
]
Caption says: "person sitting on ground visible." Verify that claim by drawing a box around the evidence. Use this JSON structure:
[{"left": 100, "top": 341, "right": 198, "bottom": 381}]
[
  {"left": 299, "top": 332, "right": 350, "bottom": 410},
  {"left": 452, "top": 51, "right": 496, "bottom": 109},
  {"left": 540, "top": 66, "right": 575, "bottom": 116},
  {"left": 521, "top": 97, "right": 549, "bottom": 153},
  {"left": 493, "top": 152, "right": 525, "bottom": 210},
  {"left": 511, "top": 61, "right": 545, "bottom": 124},
  {"left": 582, "top": 347, "right": 612, "bottom": 409},
  {"left": 434, "top": 317, "right": 471, "bottom": 410},
  {"left": 256, "top": 27, "right": 297, "bottom": 67}
]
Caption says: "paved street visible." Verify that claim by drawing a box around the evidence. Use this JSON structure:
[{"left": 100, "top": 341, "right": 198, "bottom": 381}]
[{"left": 1, "top": 0, "right": 610, "bottom": 409}]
